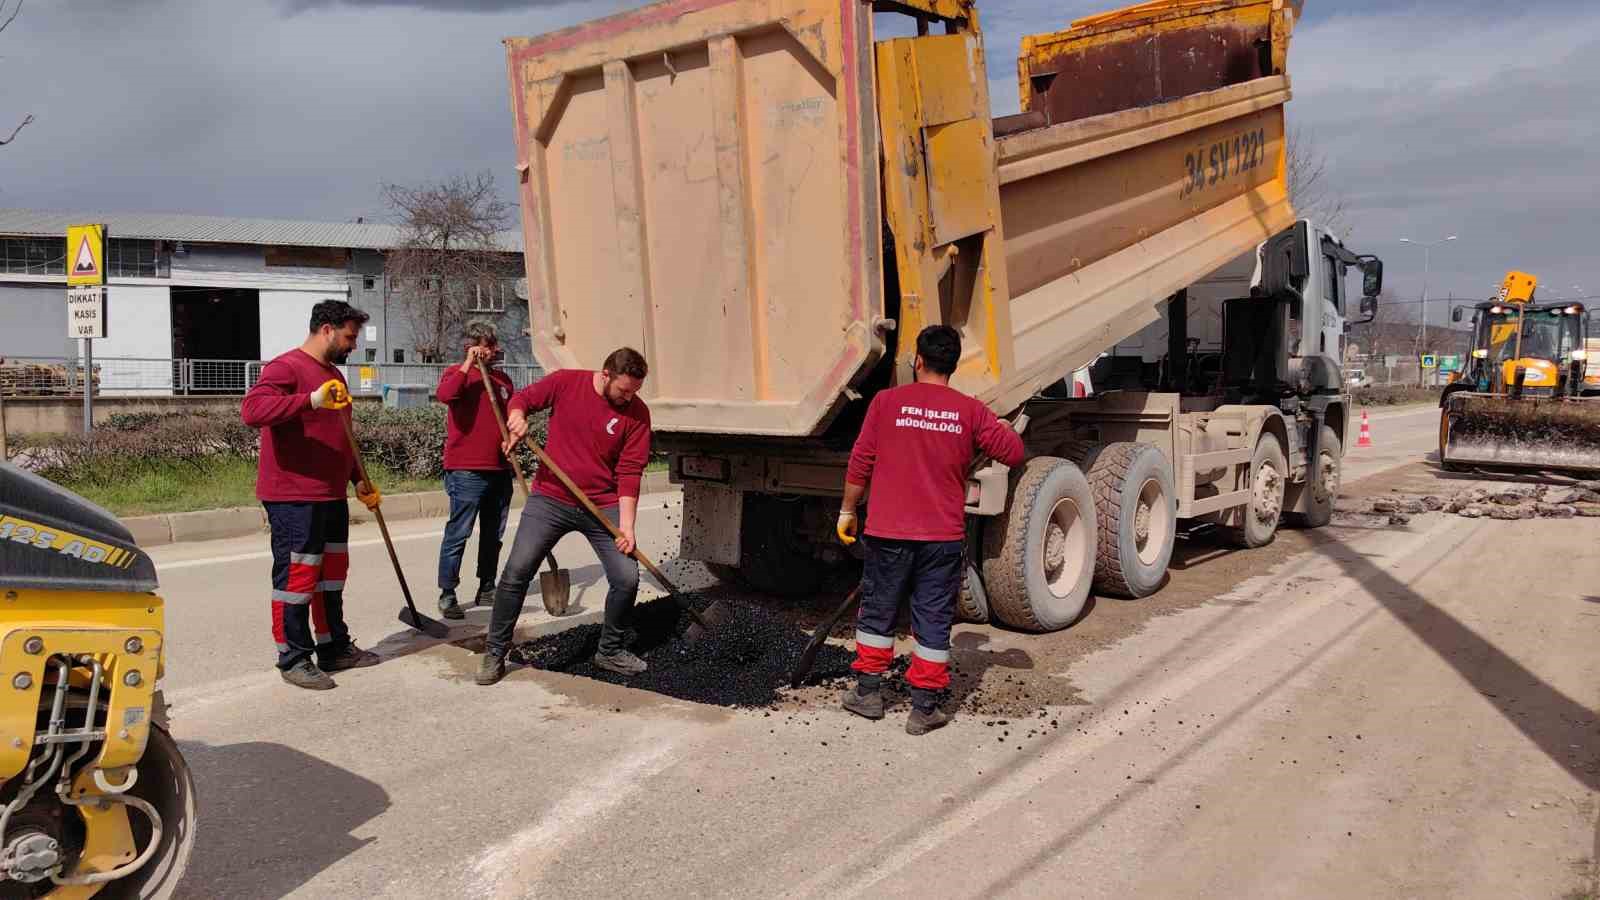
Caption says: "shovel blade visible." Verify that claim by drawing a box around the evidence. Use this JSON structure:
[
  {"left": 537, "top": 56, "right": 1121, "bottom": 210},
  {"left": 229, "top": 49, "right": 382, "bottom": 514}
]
[
  {"left": 539, "top": 569, "right": 572, "bottom": 617},
  {"left": 399, "top": 606, "right": 451, "bottom": 639}
]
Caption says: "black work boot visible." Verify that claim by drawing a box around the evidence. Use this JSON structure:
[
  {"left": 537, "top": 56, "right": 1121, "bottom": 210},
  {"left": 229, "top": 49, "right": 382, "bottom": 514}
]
[
  {"left": 906, "top": 688, "right": 950, "bottom": 735},
  {"left": 841, "top": 674, "right": 885, "bottom": 720},
  {"left": 439, "top": 589, "right": 464, "bottom": 620},
  {"left": 280, "top": 659, "right": 336, "bottom": 691},
  {"left": 593, "top": 649, "right": 648, "bottom": 676},
  {"left": 322, "top": 642, "right": 381, "bottom": 672},
  {"left": 477, "top": 652, "right": 507, "bottom": 686},
  {"left": 474, "top": 579, "right": 498, "bottom": 607}
]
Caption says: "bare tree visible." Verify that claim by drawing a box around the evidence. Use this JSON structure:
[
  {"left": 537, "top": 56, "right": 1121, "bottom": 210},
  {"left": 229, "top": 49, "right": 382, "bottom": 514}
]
[
  {"left": 382, "top": 172, "right": 513, "bottom": 362},
  {"left": 1286, "top": 126, "right": 1345, "bottom": 237},
  {"left": 0, "top": 0, "right": 32, "bottom": 147}
]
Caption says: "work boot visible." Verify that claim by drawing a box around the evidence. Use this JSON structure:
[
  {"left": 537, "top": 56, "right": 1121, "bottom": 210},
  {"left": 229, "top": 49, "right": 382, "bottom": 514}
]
[
  {"left": 439, "top": 589, "right": 464, "bottom": 620},
  {"left": 593, "top": 649, "right": 648, "bottom": 676},
  {"left": 905, "top": 706, "right": 951, "bottom": 736},
  {"left": 322, "top": 643, "right": 381, "bottom": 672},
  {"left": 280, "top": 659, "right": 336, "bottom": 691},
  {"left": 841, "top": 688, "right": 885, "bottom": 720},
  {"left": 477, "top": 652, "right": 507, "bottom": 686},
  {"left": 474, "top": 579, "right": 498, "bottom": 607}
]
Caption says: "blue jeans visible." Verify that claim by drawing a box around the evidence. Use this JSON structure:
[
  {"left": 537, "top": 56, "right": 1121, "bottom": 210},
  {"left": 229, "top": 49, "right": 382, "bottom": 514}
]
[
  {"left": 437, "top": 470, "right": 514, "bottom": 592},
  {"left": 486, "top": 495, "right": 640, "bottom": 657}
]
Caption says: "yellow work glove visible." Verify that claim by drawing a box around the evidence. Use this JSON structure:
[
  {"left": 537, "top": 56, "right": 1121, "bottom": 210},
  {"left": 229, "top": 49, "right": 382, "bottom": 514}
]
[
  {"left": 355, "top": 480, "right": 382, "bottom": 511},
  {"left": 836, "top": 509, "right": 858, "bottom": 546},
  {"left": 310, "top": 378, "right": 351, "bottom": 410}
]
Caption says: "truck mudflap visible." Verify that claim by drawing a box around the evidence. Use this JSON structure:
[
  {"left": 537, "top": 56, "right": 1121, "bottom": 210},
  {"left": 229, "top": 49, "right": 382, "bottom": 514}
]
[{"left": 1440, "top": 393, "right": 1600, "bottom": 474}]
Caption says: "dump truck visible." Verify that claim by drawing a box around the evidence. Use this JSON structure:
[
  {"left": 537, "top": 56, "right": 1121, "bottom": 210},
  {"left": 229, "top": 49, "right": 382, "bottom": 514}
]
[
  {"left": 1438, "top": 272, "right": 1600, "bottom": 474},
  {"left": 0, "top": 461, "right": 195, "bottom": 898},
  {"left": 503, "top": 0, "right": 1385, "bottom": 630}
]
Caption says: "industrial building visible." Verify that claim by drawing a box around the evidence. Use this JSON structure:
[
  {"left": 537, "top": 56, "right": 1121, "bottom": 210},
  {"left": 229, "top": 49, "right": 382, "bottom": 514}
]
[{"left": 0, "top": 208, "right": 532, "bottom": 395}]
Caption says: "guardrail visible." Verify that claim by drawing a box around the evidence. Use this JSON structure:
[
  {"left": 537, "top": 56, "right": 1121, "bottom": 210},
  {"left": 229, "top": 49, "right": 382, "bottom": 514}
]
[{"left": 0, "top": 357, "right": 542, "bottom": 397}]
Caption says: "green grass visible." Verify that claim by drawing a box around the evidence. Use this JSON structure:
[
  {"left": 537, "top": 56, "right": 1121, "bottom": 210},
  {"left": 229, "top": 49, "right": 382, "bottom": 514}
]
[{"left": 56, "top": 456, "right": 442, "bottom": 518}]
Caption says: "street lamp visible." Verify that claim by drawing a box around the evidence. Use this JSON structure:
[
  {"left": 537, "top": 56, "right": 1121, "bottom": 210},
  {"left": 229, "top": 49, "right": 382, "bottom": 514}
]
[{"left": 1399, "top": 235, "right": 1458, "bottom": 384}]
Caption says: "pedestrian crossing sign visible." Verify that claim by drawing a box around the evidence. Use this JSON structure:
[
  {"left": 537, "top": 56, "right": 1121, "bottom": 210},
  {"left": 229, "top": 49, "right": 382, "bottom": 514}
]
[
  {"left": 66, "top": 224, "right": 106, "bottom": 287},
  {"left": 1421, "top": 354, "right": 1437, "bottom": 369}
]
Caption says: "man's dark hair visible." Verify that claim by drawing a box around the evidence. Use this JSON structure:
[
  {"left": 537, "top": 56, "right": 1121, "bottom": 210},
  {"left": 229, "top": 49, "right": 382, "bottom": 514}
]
[
  {"left": 464, "top": 320, "right": 499, "bottom": 347},
  {"left": 915, "top": 325, "right": 961, "bottom": 376},
  {"left": 602, "top": 347, "right": 648, "bottom": 380},
  {"left": 308, "top": 299, "right": 370, "bottom": 333}
]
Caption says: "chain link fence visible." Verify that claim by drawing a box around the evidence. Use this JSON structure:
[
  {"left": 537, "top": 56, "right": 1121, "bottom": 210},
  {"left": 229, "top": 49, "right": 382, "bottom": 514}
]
[{"left": 0, "top": 356, "right": 542, "bottom": 398}]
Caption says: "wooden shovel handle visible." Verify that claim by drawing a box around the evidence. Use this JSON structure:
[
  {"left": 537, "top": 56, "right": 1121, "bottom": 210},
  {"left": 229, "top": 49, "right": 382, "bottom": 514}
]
[
  {"left": 520, "top": 437, "right": 678, "bottom": 595},
  {"left": 475, "top": 357, "right": 532, "bottom": 499}
]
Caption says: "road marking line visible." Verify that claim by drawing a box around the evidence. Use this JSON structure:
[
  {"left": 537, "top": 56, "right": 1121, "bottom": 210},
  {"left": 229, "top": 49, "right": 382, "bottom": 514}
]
[
  {"left": 469, "top": 733, "right": 680, "bottom": 898},
  {"left": 152, "top": 497, "right": 682, "bottom": 572}
]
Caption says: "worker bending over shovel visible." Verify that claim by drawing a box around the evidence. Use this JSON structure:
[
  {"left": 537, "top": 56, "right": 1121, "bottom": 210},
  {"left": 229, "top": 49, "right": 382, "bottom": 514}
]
[
  {"left": 434, "top": 321, "right": 517, "bottom": 620},
  {"left": 837, "top": 326, "right": 1025, "bottom": 734},
  {"left": 477, "top": 348, "right": 653, "bottom": 685},
  {"left": 241, "top": 300, "right": 383, "bottom": 691}
]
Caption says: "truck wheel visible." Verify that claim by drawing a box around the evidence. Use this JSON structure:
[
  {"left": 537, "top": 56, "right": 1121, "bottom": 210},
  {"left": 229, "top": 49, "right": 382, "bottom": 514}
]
[
  {"left": 982, "top": 457, "right": 1097, "bottom": 632},
  {"left": 1287, "top": 425, "right": 1341, "bottom": 528},
  {"left": 1223, "top": 432, "right": 1286, "bottom": 549},
  {"left": 956, "top": 563, "right": 990, "bottom": 624},
  {"left": 1079, "top": 442, "right": 1176, "bottom": 598}
]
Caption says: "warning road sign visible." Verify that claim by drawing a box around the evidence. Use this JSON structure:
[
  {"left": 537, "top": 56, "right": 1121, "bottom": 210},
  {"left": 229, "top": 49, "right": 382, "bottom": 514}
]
[{"left": 66, "top": 224, "right": 106, "bottom": 286}]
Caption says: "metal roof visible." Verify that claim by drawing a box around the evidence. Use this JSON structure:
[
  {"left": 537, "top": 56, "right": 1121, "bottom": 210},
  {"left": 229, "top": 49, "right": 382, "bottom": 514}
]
[{"left": 0, "top": 208, "right": 523, "bottom": 253}]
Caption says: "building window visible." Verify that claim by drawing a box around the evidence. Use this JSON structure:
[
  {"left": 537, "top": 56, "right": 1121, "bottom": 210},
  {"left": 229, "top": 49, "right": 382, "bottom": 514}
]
[
  {"left": 363, "top": 276, "right": 376, "bottom": 291},
  {"left": 0, "top": 237, "right": 66, "bottom": 275},
  {"left": 365, "top": 348, "right": 377, "bottom": 362},
  {"left": 392, "top": 349, "right": 405, "bottom": 363},
  {"left": 469, "top": 279, "right": 513, "bottom": 313},
  {"left": 106, "top": 239, "right": 169, "bottom": 278}
]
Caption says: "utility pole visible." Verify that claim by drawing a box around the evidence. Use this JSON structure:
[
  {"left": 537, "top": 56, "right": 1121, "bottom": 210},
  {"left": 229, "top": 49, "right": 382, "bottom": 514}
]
[{"left": 1400, "top": 234, "right": 1457, "bottom": 385}]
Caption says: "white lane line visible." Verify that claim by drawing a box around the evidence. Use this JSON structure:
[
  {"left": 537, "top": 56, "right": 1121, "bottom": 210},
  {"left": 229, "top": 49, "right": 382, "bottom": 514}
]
[
  {"left": 468, "top": 732, "right": 681, "bottom": 899},
  {"left": 153, "top": 496, "right": 682, "bottom": 572}
]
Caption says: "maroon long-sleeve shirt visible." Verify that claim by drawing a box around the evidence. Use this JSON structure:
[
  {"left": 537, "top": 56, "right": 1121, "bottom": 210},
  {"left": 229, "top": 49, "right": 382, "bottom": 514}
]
[
  {"left": 846, "top": 382, "right": 1025, "bottom": 542},
  {"left": 508, "top": 369, "right": 651, "bottom": 508},
  {"left": 241, "top": 349, "right": 358, "bottom": 502},
  {"left": 437, "top": 365, "right": 515, "bottom": 471}
]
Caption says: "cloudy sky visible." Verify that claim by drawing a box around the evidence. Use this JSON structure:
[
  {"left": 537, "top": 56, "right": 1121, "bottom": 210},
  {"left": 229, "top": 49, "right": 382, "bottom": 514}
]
[{"left": 3, "top": 0, "right": 1596, "bottom": 326}]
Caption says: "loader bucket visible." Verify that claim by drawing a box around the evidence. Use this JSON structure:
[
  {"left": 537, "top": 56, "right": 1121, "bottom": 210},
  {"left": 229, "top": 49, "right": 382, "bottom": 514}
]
[{"left": 1440, "top": 393, "right": 1600, "bottom": 473}]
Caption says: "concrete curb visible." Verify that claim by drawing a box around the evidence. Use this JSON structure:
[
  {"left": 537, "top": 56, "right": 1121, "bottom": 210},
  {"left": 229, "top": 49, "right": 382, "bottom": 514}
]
[{"left": 123, "top": 469, "right": 675, "bottom": 548}]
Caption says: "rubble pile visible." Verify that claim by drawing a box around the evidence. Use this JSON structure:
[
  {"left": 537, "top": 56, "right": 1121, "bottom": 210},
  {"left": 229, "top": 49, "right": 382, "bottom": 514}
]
[{"left": 1364, "top": 481, "right": 1600, "bottom": 522}]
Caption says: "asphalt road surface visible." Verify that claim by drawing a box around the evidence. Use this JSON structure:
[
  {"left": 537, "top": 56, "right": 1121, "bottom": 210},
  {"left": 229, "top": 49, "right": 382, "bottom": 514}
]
[{"left": 153, "top": 404, "right": 1599, "bottom": 899}]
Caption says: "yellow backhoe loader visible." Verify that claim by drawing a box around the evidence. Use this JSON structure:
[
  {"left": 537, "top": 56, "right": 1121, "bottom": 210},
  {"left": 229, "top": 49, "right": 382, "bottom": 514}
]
[
  {"left": 1439, "top": 271, "right": 1600, "bottom": 474},
  {"left": 1, "top": 461, "right": 194, "bottom": 898}
]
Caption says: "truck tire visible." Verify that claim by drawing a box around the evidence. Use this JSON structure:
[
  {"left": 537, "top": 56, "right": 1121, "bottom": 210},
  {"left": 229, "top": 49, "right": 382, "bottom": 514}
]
[
  {"left": 1287, "top": 425, "right": 1341, "bottom": 528},
  {"left": 1078, "top": 442, "right": 1176, "bottom": 598},
  {"left": 1223, "top": 432, "right": 1286, "bottom": 549},
  {"left": 956, "top": 563, "right": 990, "bottom": 624},
  {"left": 982, "top": 457, "right": 1097, "bottom": 632}
]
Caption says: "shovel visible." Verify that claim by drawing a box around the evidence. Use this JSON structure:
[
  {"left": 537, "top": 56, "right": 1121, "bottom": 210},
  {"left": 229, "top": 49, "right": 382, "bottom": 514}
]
[
  {"left": 790, "top": 585, "right": 862, "bottom": 688},
  {"left": 516, "top": 435, "right": 728, "bottom": 641},
  {"left": 477, "top": 357, "right": 569, "bottom": 615},
  {"left": 339, "top": 416, "right": 452, "bottom": 640}
]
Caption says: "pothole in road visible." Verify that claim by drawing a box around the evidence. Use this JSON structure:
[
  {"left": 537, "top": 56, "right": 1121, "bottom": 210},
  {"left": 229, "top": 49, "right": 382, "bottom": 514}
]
[{"left": 444, "top": 591, "right": 1083, "bottom": 720}]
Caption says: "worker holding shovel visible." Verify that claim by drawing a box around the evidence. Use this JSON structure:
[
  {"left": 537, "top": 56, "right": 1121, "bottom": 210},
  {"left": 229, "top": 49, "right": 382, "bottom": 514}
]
[
  {"left": 836, "top": 325, "right": 1025, "bottom": 733},
  {"left": 434, "top": 321, "right": 517, "bottom": 621},
  {"left": 477, "top": 348, "right": 653, "bottom": 685},
  {"left": 242, "top": 300, "right": 383, "bottom": 691}
]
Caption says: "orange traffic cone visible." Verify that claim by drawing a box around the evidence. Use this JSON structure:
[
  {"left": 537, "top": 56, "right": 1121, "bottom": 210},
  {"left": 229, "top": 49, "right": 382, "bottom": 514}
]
[{"left": 1356, "top": 409, "right": 1373, "bottom": 448}]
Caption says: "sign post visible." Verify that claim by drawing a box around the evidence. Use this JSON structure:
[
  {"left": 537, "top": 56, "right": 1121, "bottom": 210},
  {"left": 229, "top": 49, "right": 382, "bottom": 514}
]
[{"left": 66, "top": 224, "right": 107, "bottom": 433}]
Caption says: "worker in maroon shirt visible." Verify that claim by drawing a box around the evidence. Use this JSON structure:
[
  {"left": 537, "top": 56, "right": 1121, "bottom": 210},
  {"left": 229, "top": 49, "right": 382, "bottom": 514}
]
[
  {"left": 241, "top": 300, "right": 383, "bottom": 691},
  {"left": 476, "top": 347, "right": 653, "bottom": 685},
  {"left": 434, "top": 321, "right": 517, "bottom": 620},
  {"left": 837, "top": 325, "right": 1026, "bottom": 734}
]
